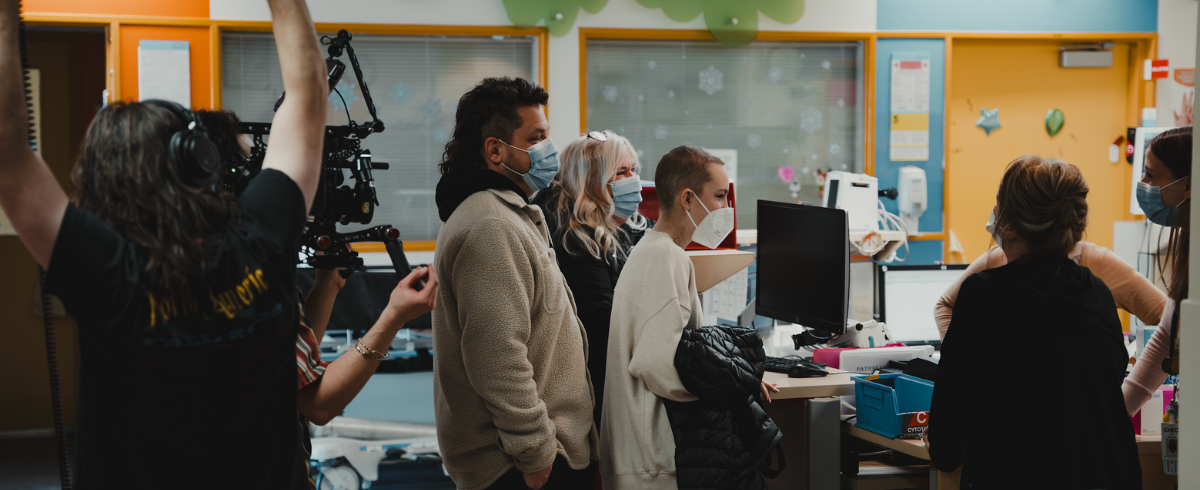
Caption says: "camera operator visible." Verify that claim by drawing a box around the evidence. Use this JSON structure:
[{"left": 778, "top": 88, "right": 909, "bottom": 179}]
[
  {"left": 196, "top": 109, "right": 440, "bottom": 427},
  {"left": 0, "top": 0, "right": 328, "bottom": 486}
]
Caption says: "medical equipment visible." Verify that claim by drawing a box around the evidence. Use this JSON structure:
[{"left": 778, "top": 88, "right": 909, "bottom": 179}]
[{"left": 897, "top": 166, "right": 926, "bottom": 233}]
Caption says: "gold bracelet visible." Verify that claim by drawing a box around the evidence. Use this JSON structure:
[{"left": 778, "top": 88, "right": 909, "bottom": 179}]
[{"left": 355, "top": 339, "right": 391, "bottom": 361}]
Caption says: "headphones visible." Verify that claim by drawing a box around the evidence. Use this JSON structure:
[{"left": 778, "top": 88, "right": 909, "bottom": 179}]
[{"left": 141, "top": 99, "right": 221, "bottom": 189}]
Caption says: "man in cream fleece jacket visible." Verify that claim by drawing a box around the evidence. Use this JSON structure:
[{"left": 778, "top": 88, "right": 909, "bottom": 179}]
[{"left": 432, "top": 78, "right": 598, "bottom": 490}]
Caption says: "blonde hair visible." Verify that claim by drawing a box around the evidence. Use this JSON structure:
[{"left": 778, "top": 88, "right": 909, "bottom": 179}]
[{"left": 545, "top": 131, "right": 647, "bottom": 261}]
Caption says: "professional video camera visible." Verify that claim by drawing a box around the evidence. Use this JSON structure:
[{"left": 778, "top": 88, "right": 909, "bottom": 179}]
[{"left": 233, "top": 29, "right": 410, "bottom": 275}]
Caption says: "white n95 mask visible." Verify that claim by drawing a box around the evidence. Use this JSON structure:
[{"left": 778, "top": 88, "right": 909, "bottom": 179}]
[{"left": 686, "top": 192, "right": 735, "bottom": 249}]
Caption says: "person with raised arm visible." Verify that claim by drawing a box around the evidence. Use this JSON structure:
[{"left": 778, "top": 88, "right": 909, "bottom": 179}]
[{"left": 0, "top": 0, "right": 329, "bottom": 486}]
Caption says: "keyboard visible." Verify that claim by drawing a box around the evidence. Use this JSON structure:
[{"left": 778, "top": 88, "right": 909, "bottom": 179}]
[{"left": 764, "top": 356, "right": 827, "bottom": 373}]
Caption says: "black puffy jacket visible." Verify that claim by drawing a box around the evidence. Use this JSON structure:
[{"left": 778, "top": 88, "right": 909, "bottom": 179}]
[{"left": 664, "top": 325, "right": 783, "bottom": 490}]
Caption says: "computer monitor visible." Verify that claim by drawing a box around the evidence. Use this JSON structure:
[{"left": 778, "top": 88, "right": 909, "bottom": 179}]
[
  {"left": 877, "top": 264, "right": 969, "bottom": 345},
  {"left": 755, "top": 200, "right": 849, "bottom": 335}
]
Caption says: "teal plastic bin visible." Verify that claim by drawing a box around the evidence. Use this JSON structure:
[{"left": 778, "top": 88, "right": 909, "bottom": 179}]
[{"left": 852, "top": 373, "right": 935, "bottom": 439}]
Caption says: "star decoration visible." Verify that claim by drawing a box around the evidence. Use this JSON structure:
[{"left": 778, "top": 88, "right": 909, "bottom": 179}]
[{"left": 976, "top": 108, "right": 1002, "bottom": 136}]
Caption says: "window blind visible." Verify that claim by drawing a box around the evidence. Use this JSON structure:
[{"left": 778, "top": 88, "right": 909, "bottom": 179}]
[
  {"left": 222, "top": 31, "right": 538, "bottom": 241},
  {"left": 585, "top": 39, "right": 863, "bottom": 229}
]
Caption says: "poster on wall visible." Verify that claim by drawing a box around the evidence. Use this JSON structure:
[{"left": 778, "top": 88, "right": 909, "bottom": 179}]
[
  {"left": 890, "top": 53, "right": 931, "bottom": 161},
  {"left": 1173, "top": 68, "right": 1194, "bottom": 127},
  {"left": 138, "top": 40, "right": 191, "bottom": 106}
]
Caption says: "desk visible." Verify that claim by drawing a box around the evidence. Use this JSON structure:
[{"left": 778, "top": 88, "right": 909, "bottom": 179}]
[
  {"left": 841, "top": 419, "right": 1174, "bottom": 489},
  {"left": 761, "top": 369, "right": 857, "bottom": 489}
]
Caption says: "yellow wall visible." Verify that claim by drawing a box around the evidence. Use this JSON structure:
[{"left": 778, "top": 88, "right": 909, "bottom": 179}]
[{"left": 948, "top": 39, "right": 1142, "bottom": 261}]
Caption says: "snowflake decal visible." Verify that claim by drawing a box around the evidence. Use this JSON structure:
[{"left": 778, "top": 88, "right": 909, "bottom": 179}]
[
  {"left": 422, "top": 98, "right": 442, "bottom": 123},
  {"left": 782, "top": 148, "right": 789, "bottom": 155},
  {"left": 667, "top": 89, "right": 676, "bottom": 99},
  {"left": 636, "top": 149, "right": 644, "bottom": 158},
  {"left": 329, "top": 80, "right": 358, "bottom": 113},
  {"left": 743, "top": 100, "right": 752, "bottom": 108},
  {"left": 799, "top": 106, "right": 823, "bottom": 134},
  {"left": 648, "top": 60, "right": 658, "bottom": 69},
  {"left": 801, "top": 166, "right": 811, "bottom": 175},
  {"left": 637, "top": 94, "right": 645, "bottom": 102},
  {"left": 707, "top": 123, "right": 713, "bottom": 129},
  {"left": 684, "top": 110, "right": 690, "bottom": 115},
  {"left": 602, "top": 85, "right": 619, "bottom": 103},
  {"left": 389, "top": 81, "right": 412, "bottom": 106},
  {"left": 433, "top": 128, "right": 450, "bottom": 142},
  {"left": 742, "top": 55, "right": 749, "bottom": 62},
  {"left": 804, "top": 84, "right": 811, "bottom": 91},
  {"left": 822, "top": 60, "right": 832, "bottom": 70},
  {"left": 829, "top": 143, "right": 841, "bottom": 156},
  {"left": 747, "top": 133, "right": 763, "bottom": 149},
  {"left": 618, "top": 126, "right": 627, "bottom": 134},
  {"left": 811, "top": 153, "right": 818, "bottom": 161},
  {"left": 767, "top": 66, "right": 783, "bottom": 84},
  {"left": 654, "top": 123, "right": 669, "bottom": 140},
  {"left": 698, "top": 65, "right": 723, "bottom": 95},
  {"left": 838, "top": 98, "right": 845, "bottom": 108}
]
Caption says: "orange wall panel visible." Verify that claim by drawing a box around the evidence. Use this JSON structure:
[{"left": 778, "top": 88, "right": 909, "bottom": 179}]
[
  {"left": 119, "top": 25, "right": 212, "bottom": 109},
  {"left": 23, "top": 0, "right": 209, "bottom": 18}
]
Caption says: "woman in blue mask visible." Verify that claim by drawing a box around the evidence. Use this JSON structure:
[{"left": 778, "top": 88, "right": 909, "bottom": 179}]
[
  {"left": 532, "top": 130, "right": 652, "bottom": 434},
  {"left": 1126, "top": 126, "right": 1191, "bottom": 417}
]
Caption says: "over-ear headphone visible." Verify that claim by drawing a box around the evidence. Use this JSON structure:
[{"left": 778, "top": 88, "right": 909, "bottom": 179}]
[{"left": 141, "top": 99, "right": 221, "bottom": 189}]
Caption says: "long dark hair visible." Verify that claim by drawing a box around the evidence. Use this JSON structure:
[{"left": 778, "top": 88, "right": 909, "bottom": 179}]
[
  {"left": 1150, "top": 126, "right": 1192, "bottom": 305},
  {"left": 72, "top": 102, "right": 235, "bottom": 299},
  {"left": 439, "top": 77, "right": 548, "bottom": 176}
]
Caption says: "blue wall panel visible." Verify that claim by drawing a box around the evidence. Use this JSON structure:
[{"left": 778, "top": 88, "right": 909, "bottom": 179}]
[
  {"left": 874, "top": 39, "right": 945, "bottom": 234},
  {"left": 878, "top": 0, "right": 1156, "bottom": 32},
  {"left": 898, "top": 240, "right": 944, "bottom": 265}
]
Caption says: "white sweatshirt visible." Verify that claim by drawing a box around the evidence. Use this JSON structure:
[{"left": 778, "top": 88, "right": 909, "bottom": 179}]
[{"left": 601, "top": 229, "right": 702, "bottom": 490}]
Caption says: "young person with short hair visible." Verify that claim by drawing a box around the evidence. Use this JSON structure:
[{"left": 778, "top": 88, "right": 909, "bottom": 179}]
[
  {"left": 600, "top": 146, "right": 777, "bottom": 489},
  {"left": 0, "top": 0, "right": 329, "bottom": 486},
  {"left": 432, "top": 77, "right": 597, "bottom": 490}
]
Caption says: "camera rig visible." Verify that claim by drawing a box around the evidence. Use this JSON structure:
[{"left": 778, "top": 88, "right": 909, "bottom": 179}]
[{"left": 235, "top": 29, "right": 410, "bottom": 275}]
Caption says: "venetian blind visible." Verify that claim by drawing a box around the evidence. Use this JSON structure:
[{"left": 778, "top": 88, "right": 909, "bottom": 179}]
[
  {"left": 222, "top": 31, "right": 538, "bottom": 241},
  {"left": 586, "top": 39, "right": 863, "bottom": 229}
]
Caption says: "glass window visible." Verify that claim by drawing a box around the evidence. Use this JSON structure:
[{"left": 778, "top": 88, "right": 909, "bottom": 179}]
[
  {"left": 585, "top": 39, "right": 863, "bottom": 229},
  {"left": 221, "top": 31, "right": 539, "bottom": 241}
]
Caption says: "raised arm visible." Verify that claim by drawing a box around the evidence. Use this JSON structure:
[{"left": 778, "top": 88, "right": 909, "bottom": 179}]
[
  {"left": 262, "top": 0, "right": 327, "bottom": 210},
  {"left": 0, "top": 1, "right": 67, "bottom": 268}
]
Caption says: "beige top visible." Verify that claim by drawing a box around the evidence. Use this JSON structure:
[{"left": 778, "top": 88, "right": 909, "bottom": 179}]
[
  {"left": 935, "top": 241, "right": 1167, "bottom": 340},
  {"left": 601, "top": 230, "right": 702, "bottom": 490},
  {"left": 432, "top": 189, "right": 598, "bottom": 490},
  {"left": 1123, "top": 299, "right": 1175, "bottom": 415}
]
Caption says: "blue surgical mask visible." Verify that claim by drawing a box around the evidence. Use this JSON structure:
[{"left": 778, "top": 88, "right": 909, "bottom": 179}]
[
  {"left": 609, "top": 176, "right": 642, "bottom": 219},
  {"left": 1136, "top": 177, "right": 1188, "bottom": 227},
  {"left": 499, "top": 137, "right": 559, "bottom": 191}
]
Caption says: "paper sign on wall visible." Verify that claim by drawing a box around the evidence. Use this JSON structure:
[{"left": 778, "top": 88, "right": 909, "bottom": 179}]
[
  {"left": 138, "top": 40, "right": 191, "bottom": 106},
  {"left": 890, "top": 53, "right": 931, "bottom": 162},
  {"left": 704, "top": 148, "right": 738, "bottom": 184},
  {"left": 1173, "top": 68, "right": 1194, "bottom": 127}
]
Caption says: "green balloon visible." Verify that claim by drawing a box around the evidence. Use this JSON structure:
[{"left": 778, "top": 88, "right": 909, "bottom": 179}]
[
  {"left": 636, "top": 0, "right": 806, "bottom": 46},
  {"left": 1045, "top": 109, "right": 1065, "bottom": 137}
]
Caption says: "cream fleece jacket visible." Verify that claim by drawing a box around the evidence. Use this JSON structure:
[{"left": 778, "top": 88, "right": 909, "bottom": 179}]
[
  {"left": 601, "top": 230, "right": 701, "bottom": 490},
  {"left": 432, "top": 189, "right": 598, "bottom": 490},
  {"left": 935, "top": 241, "right": 1167, "bottom": 340}
]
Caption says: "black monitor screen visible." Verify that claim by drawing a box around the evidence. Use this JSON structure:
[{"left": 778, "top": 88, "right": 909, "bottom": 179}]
[{"left": 755, "top": 200, "right": 849, "bottom": 335}]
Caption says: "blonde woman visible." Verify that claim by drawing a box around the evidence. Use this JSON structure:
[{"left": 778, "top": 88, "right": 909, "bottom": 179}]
[{"left": 532, "top": 130, "right": 651, "bottom": 431}]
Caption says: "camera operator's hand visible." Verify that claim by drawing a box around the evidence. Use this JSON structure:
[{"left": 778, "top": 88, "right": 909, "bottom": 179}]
[
  {"left": 313, "top": 268, "right": 347, "bottom": 291},
  {"left": 382, "top": 265, "right": 439, "bottom": 329}
]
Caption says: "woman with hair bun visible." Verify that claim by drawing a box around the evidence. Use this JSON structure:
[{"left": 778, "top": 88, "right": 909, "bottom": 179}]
[{"left": 927, "top": 156, "right": 1142, "bottom": 489}]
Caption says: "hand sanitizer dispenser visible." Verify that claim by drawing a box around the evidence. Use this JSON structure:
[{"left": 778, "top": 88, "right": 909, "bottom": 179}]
[{"left": 897, "top": 166, "right": 926, "bottom": 233}]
